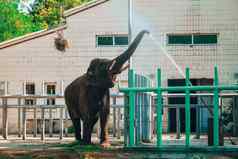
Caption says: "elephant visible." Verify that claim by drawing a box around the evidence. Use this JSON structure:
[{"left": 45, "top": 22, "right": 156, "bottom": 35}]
[{"left": 64, "top": 30, "right": 149, "bottom": 146}]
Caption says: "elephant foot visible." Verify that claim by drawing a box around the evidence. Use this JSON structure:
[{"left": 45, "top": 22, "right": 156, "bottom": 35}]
[{"left": 100, "top": 140, "right": 110, "bottom": 148}]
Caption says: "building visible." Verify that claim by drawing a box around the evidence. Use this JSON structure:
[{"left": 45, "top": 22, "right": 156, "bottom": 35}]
[{"left": 0, "top": 0, "right": 238, "bottom": 134}]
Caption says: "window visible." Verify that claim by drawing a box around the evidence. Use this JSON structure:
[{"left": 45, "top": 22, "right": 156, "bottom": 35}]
[
  {"left": 168, "top": 35, "right": 192, "bottom": 44},
  {"left": 26, "top": 83, "right": 35, "bottom": 95},
  {"left": 97, "top": 35, "right": 128, "bottom": 46},
  {"left": 167, "top": 33, "right": 218, "bottom": 45},
  {"left": 25, "top": 83, "right": 35, "bottom": 105},
  {"left": 114, "top": 36, "right": 128, "bottom": 45},
  {"left": 47, "top": 85, "right": 56, "bottom": 95},
  {"left": 97, "top": 36, "right": 113, "bottom": 46},
  {"left": 193, "top": 34, "right": 217, "bottom": 44},
  {"left": 46, "top": 84, "right": 56, "bottom": 105}
]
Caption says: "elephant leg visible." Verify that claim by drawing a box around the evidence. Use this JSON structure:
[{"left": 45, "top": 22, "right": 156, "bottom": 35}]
[
  {"left": 83, "top": 117, "right": 98, "bottom": 144},
  {"left": 100, "top": 109, "right": 110, "bottom": 144},
  {"left": 71, "top": 118, "right": 82, "bottom": 141},
  {"left": 83, "top": 121, "right": 91, "bottom": 144}
]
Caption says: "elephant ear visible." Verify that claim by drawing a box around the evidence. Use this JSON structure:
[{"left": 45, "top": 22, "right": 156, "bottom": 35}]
[{"left": 86, "top": 59, "right": 99, "bottom": 85}]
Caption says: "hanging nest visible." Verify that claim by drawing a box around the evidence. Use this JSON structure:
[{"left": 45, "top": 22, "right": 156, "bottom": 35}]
[{"left": 54, "top": 31, "right": 69, "bottom": 52}]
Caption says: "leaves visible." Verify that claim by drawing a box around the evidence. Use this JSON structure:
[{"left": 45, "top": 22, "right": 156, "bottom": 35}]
[
  {"left": 0, "top": 0, "right": 92, "bottom": 42},
  {"left": 0, "top": 1, "right": 42, "bottom": 42}
]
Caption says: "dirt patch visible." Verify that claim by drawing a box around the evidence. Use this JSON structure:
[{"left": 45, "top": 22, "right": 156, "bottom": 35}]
[{"left": 0, "top": 149, "right": 121, "bottom": 159}]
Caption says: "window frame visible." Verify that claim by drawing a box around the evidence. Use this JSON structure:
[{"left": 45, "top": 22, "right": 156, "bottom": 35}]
[
  {"left": 45, "top": 82, "right": 56, "bottom": 106},
  {"left": 25, "top": 82, "right": 35, "bottom": 95},
  {"left": 167, "top": 34, "right": 192, "bottom": 45},
  {"left": 167, "top": 33, "right": 218, "bottom": 46},
  {"left": 24, "top": 82, "right": 36, "bottom": 105},
  {"left": 96, "top": 34, "right": 129, "bottom": 47},
  {"left": 0, "top": 81, "right": 5, "bottom": 95}
]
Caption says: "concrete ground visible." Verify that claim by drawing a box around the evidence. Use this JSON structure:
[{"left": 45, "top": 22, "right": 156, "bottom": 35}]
[{"left": 0, "top": 134, "right": 238, "bottom": 159}]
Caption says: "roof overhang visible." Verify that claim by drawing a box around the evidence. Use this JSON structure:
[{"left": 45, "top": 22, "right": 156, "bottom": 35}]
[{"left": 0, "top": 25, "right": 67, "bottom": 50}]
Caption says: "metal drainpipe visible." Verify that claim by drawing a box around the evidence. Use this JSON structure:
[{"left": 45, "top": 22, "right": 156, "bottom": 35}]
[{"left": 128, "top": 0, "right": 133, "bottom": 69}]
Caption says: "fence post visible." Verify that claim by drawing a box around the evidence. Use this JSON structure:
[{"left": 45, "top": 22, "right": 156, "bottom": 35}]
[
  {"left": 176, "top": 107, "right": 181, "bottom": 139},
  {"left": 33, "top": 106, "right": 37, "bottom": 137},
  {"left": 129, "top": 69, "right": 135, "bottom": 147},
  {"left": 59, "top": 107, "right": 64, "bottom": 140},
  {"left": 2, "top": 98, "right": 8, "bottom": 140},
  {"left": 117, "top": 108, "right": 121, "bottom": 139},
  {"left": 213, "top": 66, "right": 219, "bottom": 146},
  {"left": 41, "top": 107, "right": 45, "bottom": 140},
  {"left": 49, "top": 107, "right": 53, "bottom": 137},
  {"left": 113, "top": 106, "right": 116, "bottom": 137},
  {"left": 18, "top": 98, "right": 21, "bottom": 137},
  {"left": 156, "top": 68, "right": 163, "bottom": 147},
  {"left": 22, "top": 106, "right": 26, "bottom": 140},
  {"left": 124, "top": 95, "right": 129, "bottom": 146},
  {"left": 64, "top": 108, "right": 68, "bottom": 137},
  {"left": 185, "top": 67, "right": 190, "bottom": 147}
]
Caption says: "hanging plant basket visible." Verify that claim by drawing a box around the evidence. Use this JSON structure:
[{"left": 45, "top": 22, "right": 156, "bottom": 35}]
[{"left": 54, "top": 31, "right": 69, "bottom": 52}]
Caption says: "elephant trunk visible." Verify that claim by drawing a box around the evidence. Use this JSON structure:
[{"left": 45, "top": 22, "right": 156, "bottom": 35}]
[{"left": 110, "top": 30, "right": 149, "bottom": 73}]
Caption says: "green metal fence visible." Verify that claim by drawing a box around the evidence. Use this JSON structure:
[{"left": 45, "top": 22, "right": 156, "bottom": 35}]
[{"left": 120, "top": 66, "right": 238, "bottom": 149}]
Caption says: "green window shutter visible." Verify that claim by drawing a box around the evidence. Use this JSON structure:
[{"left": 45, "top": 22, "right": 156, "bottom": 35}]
[
  {"left": 168, "top": 35, "right": 192, "bottom": 44},
  {"left": 115, "top": 36, "right": 128, "bottom": 45},
  {"left": 193, "top": 34, "right": 217, "bottom": 44},
  {"left": 97, "top": 36, "right": 113, "bottom": 46}
]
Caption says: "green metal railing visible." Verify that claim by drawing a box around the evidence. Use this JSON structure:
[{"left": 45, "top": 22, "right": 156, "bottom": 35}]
[{"left": 120, "top": 66, "right": 238, "bottom": 148}]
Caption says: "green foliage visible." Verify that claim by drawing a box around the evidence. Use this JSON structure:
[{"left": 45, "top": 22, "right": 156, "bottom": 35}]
[
  {"left": 0, "top": 1, "right": 42, "bottom": 42},
  {"left": 30, "top": 0, "right": 92, "bottom": 29},
  {"left": 0, "top": 0, "right": 92, "bottom": 42},
  {"left": 31, "top": 0, "right": 62, "bottom": 29}
]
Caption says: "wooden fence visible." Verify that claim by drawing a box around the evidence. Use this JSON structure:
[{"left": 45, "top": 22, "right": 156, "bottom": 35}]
[{"left": 0, "top": 94, "right": 123, "bottom": 141}]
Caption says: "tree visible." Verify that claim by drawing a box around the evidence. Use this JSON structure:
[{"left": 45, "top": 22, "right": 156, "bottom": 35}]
[
  {"left": 0, "top": 1, "right": 43, "bottom": 42},
  {"left": 0, "top": 0, "right": 92, "bottom": 42},
  {"left": 30, "top": 0, "right": 92, "bottom": 29}
]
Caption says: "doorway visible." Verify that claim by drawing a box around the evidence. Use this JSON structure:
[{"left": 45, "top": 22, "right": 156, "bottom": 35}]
[{"left": 169, "top": 108, "right": 196, "bottom": 132}]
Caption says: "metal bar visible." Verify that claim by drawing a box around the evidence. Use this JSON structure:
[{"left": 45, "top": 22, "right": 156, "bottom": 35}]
[
  {"left": 128, "top": 0, "right": 133, "bottom": 69},
  {"left": 41, "top": 107, "right": 45, "bottom": 141},
  {"left": 49, "top": 107, "right": 53, "bottom": 137},
  {"left": 59, "top": 107, "right": 64, "bottom": 140},
  {"left": 113, "top": 107, "right": 116, "bottom": 137},
  {"left": 64, "top": 108, "right": 68, "bottom": 137},
  {"left": 213, "top": 66, "right": 219, "bottom": 146},
  {"left": 18, "top": 98, "right": 21, "bottom": 137},
  {"left": 129, "top": 69, "right": 135, "bottom": 147},
  {"left": 117, "top": 108, "right": 121, "bottom": 139},
  {"left": 22, "top": 107, "right": 26, "bottom": 140},
  {"left": 124, "top": 94, "right": 129, "bottom": 147},
  {"left": 33, "top": 107, "right": 37, "bottom": 137},
  {"left": 185, "top": 68, "right": 190, "bottom": 147},
  {"left": 156, "top": 68, "right": 162, "bottom": 147},
  {"left": 120, "top": 85, "right": 238, "bottom": 92},
  {"left": 0, "top": 92, "right": 238, "bottom": 99},
  {"left": 112, "top": 96, "right": 116, "bottom": 137},
  {"left": 176, "top": 107, "right": 181, "bottom": 139},
  {"left": 2, "top": 98, "right": 8, "bottom": 139}
]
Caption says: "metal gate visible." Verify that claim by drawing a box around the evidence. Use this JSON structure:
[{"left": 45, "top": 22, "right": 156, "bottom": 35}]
[{"left": 121, "top": 66, "right": 238, "bottom": 151}]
